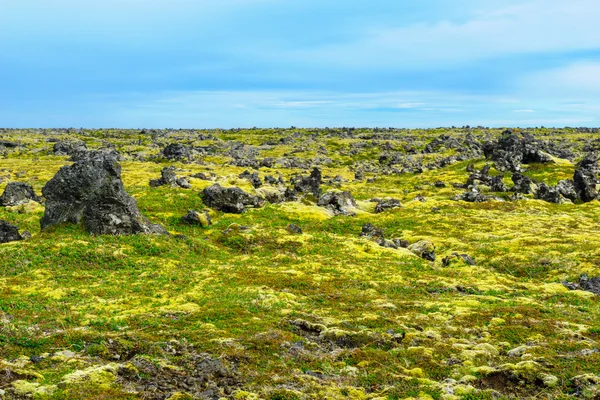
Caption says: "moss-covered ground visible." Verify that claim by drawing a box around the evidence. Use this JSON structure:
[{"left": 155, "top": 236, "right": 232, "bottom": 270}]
[{"left": 0, "top": 128, "right": 599, "bottom": 399}]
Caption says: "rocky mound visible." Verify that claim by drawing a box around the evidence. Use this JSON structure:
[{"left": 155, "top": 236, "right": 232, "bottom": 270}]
[
  {"left": 40, "top": 151, "right": 167, "bottom": 235},
  {"left": 0, "top": 182, "right": 42, "bottom": 206},
  {"left": 203, "top": 184, "right": 263, "bottom": 213}
]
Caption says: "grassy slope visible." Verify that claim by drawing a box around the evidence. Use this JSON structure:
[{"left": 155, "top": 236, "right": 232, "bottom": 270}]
[{"left": 0, "top": 129, "right": 599, "bottom": 399}]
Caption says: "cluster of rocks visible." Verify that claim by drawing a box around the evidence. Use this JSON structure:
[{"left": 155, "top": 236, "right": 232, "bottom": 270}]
[
  {"left": 563, "top": 274, "right": 600, "bottom": 295},
  {"left": 149, "top": 167, "right": 191, "bottom": 188},
  {"left": 453, "top": 156, "right": 600, "bottom": 204},
  {"left": 359, "top": 223, "right": 436, "bottom": 261},
  {"left": 483, "top": 131, "right": 552, "bottom": 172}
]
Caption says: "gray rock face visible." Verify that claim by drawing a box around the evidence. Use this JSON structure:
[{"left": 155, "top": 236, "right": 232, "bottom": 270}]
[
  {"left": 317, "top": 190, "right": 357, "bottom": 216},
  {"left": 293, "top": 167, "right": 322, "bottom": 197},
  {"left": 0, "top": 182, "right": 42, "bottom": 206},
  {"left": 0, "top": 220, "right": 23, "bottom": 243},
  {"left": 203, "top": 184, "right": 263, "bottom": 213},
  {"left": 53, "top": 139, "right": 87, "bottom": 156},
  {"left": 556, "top": 179, "right": 578, "bottom": 202},
  {"left": 40, "top": 151, "right": 167, "bottom": 235},
  {"left": 149, "top": 167, "right": 190, "bottom": 188}
]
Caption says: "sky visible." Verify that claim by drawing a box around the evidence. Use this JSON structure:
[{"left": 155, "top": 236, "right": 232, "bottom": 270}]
[{"left": 1, "top": 0, "right": 600, "bottom": 128}]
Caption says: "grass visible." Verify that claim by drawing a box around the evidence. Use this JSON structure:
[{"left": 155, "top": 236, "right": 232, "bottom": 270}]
[{"left": 0, "top": 127, "right": 599, "bottom": 399}]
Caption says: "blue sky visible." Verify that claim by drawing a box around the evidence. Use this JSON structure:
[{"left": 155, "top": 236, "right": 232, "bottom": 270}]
[{"left": 1, "top": 0, "right": 600, "bottom": 128}]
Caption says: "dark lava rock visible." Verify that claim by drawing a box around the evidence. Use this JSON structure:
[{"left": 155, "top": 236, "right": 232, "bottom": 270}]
[
  {"left": 264, "top": 175, "right": 284, "bottom": 185},
  {"left": 182, "top": 210, "right": 211, "bottom": 227},
  {"left": 408, "top": 240, "right": 436, "bottom": 261},
  {"left": 150, "top": 167, "right": 190, "bottom": 188},
  {"left": 0, "top": 182, "right": 42, "bottom": 206},
  {"left": 287, "top": 223, "right": 303, "bottom": 234},
  {"left": 239, "top": 170, "right": 262, "bottom": 188},
  {"left": 360, "top": 223, "right": 385, "bottom": 242},
  {"left": 442, "top": 253, "right": 476, "bottom": 267},
  {"left": 434, "top": 181, "right": 446, "bottom": 188},
  {"left": 293, "top": 167, "right": 322, "bottom": 197},
  {"left": 511, "top": 173, "right": 537, "bottom": 194},
  {"left": 40, "top": 151, "right": 168, "bottom": 235},
  {"left": 574, "top": 153, "right": 600, "bottom": 202},
  {"left": 563, "top": 274, "right": 600, "bottom": 295},
  {"left": 116, "top": 351, "right": 238, "bottom": 400},
  {"left": 556, "top": 179, "right": 578, "bottom": 202},
  {"left": 53, "top": 139, "right": 87, "bottom": 156},
  {"left": 354, "top": 170, "right": 365, "bottom": 181},
  {"left": 374, "top": 198, "right": 402, "bottom": 213},
  {"left": 0, "top": 220, "right": 23, "bottom": 243},
  {"left": 454, "top": 190, "right": 495, "bottom": 203},
  {"left": 535, "top": 183, "right": 569, "bottom": 204},
  {"left": 162, "top": 143, "right": 190, "bottom": 160},
  {"left": 317, "top": 190, "right": 357, "bottom": 216},
  {"left": 203, "top": 184, "right": 263, "bottom": 213},
  {"left": 484, "top": 131, "right": 552, "bottom": 172}
]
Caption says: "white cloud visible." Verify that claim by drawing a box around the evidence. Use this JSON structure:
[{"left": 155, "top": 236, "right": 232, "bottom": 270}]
[{"left": 290, "top": 0, "right": 600, "bottom": 68}]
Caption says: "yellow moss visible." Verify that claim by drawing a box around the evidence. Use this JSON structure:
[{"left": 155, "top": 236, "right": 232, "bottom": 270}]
[{"left": 61, "top": 363, "right": 118, "bottom": 388}]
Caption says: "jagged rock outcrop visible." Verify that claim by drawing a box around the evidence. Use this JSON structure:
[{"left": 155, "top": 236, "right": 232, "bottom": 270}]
[
  {"left": 511, "top": 173, "right": 537, "bottom": 194},
  {"left": 0, "top": 182, "right": 42, "bottom": 206},
  {"left": 239, "top": 170, "right": 262, "bottom": 188},
  {"left": 40, "top": 151, "right": 167, "bottom": 235},
  {"left": 574, "top": 153, "right": 600, "bottom": 202},
  {"left": 149, "top": 167, "right": 190, "bottom": 188},
  {"left": 293, "top": 167, "right": 322, "bottom": 197},
  {"left": 202, "top": 184, "right": 263, "bottom": 213}
]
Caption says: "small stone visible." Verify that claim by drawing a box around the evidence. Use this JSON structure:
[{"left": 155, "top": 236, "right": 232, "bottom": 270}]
[{"left": 286, "top": 224, "right": 302, "bottom": 234}]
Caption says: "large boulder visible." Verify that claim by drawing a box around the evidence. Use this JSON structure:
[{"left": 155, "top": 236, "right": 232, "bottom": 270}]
[
  {"left": 0, "top": 182, "right": 42, "bottom": 206},
  {"left": 40, "top": 151, "right": 167, "bottom": 235},
  {"left": 162, "top": 143, "right": 190, "bottom": 160},
  {"left": 317, "top": 190, "right": 357, "bottom": 216},
  {"left": 0, "top": 220, "right": 23, "bottom": 243},
  {"left": 203, "top": 184, "right": 263, "bottom": 213}
]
